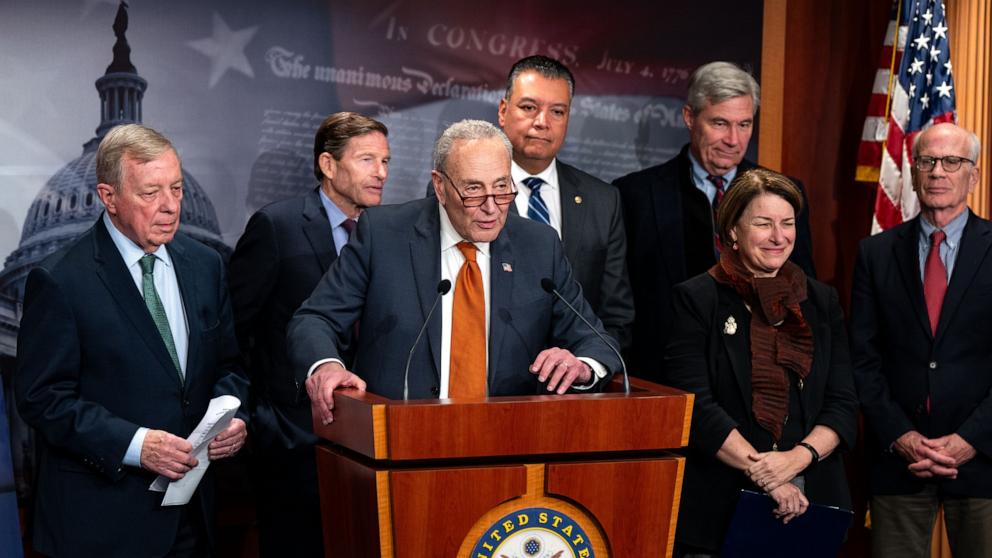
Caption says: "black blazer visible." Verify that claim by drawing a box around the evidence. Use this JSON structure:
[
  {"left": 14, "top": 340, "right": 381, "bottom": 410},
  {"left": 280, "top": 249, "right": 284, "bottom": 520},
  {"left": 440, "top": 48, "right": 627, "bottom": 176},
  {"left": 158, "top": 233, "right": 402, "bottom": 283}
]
[
  {"left": 228, "top": 189, "right": 340, "bottom": 451},
  {"left": 554, "top": 160, "right": 634, "bottom": 352},
  {"left": 427, "top": 160, "right": 635, "bottom": 351},
  {"left": 665, "top": 273, "right": 857, "bottom": 551},
  {"left": 15, "top": 217, "right": 249, "bottom": 558},
  {"left": 851, "top": 212, "right": 992, "bottom": 498},
  {"left": 613, "top": 145, "right": 816, "bottom": 382}
]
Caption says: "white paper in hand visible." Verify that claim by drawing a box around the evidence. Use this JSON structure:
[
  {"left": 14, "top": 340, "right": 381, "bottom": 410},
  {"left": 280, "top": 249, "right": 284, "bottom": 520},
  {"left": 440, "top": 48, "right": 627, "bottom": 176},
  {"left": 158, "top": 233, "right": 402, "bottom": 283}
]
[{"left": 149, "top": 395, "right": 241, "bottom": 506}]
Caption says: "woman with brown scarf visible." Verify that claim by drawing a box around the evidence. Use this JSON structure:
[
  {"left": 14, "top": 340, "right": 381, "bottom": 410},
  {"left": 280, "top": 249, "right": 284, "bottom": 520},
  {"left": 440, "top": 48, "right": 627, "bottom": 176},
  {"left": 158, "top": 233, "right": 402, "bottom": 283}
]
[{"left": 665, "top": 169, "right": 858, "bottom": 557}]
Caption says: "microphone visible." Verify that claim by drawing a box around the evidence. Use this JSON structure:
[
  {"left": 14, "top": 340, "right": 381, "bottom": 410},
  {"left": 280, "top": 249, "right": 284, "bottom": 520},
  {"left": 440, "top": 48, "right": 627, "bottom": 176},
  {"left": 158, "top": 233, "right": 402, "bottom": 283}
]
[
  {"left": 540, "top": 277, "right": 630, "bottom": 394},
  {"left": 403, "top": 279, "right": 451, "bottom": 400}
]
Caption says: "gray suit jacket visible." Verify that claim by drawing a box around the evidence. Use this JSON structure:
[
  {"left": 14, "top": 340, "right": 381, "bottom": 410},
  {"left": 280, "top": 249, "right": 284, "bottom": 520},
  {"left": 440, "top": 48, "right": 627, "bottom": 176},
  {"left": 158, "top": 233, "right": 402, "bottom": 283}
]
[{"left": 287, "top": 197, "right": 620, "bottom": 399}]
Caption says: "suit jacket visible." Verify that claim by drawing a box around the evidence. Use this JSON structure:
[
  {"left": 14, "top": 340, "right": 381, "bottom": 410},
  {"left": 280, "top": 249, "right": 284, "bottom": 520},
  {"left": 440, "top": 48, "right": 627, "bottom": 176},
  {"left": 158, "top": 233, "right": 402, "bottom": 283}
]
[
  {"left": 15, "top": 217, "right": 249, "bottom": 558},
  {"left": 666, "top": 273, "right": 857, "bottom": 551},
  {"left": 553, "top": 161, "right": 634, "bottom": 351},
  {"left": 851, "top": 212, "right": 992, "bottom": 497},
  {"left": 229, "top": 189, "right": 339, "bottom": 451},
  {"left": 287, "top": 197, "right": 621, "bottom": 398},
  {"left": 613, "top": 145, "right": 816, "bottom": 382},
  {"left": 428, "top": 160, "right": 635, "bottom": 351}
]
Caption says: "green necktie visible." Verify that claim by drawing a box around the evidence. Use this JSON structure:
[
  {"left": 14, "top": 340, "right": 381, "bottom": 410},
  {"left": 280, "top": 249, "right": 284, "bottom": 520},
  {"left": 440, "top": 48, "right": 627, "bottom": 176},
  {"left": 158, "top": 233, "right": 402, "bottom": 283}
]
[{"left": 139, "top": 254, "right": 183, "bottom": 380}]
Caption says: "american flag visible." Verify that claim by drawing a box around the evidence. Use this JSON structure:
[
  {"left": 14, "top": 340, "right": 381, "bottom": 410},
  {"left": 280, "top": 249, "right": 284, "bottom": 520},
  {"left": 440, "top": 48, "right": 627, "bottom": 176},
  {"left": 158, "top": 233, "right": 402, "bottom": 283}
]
[{"left": 856, "top": 0, "right": 956, "bottom": 233}]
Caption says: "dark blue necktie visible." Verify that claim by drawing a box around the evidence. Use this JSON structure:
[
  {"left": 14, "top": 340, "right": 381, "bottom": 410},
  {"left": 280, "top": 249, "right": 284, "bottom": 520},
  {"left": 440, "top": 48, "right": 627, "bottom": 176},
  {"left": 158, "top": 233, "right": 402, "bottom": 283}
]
[{"left": 524, "top": 176, "right": 551, "bottom": 226}]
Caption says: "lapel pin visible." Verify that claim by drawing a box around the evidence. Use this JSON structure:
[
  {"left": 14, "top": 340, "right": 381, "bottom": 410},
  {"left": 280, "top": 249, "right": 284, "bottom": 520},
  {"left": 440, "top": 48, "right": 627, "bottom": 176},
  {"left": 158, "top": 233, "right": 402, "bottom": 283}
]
[
  {"left": 724, "top": 315, "right": 737, "bottom": 335},
  {"left": 574, "top": 195, "right": 583, "bottom": 204},
  {"left": 502, "top": 262, "right": 513, "bottom": 272}
]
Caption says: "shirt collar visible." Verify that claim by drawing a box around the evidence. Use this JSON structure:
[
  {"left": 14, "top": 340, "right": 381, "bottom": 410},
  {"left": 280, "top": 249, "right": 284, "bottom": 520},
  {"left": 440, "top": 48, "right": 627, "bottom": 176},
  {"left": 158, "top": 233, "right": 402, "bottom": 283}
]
[
  {"left": 687, "top": 149, "right": 738, "bottom": 187},
  {"left": 102, "top": 211, "right": 173, "bottom": 269},
  {"left": 437, "top": 202, "right": 490, "bottom": 257},
  {"left": 511, "top": 159, "right": 558, "bottom": 193},
  {"left": 920, "top": 208, "right": 969, "bottom": 247},
  {"left": 318, "top": 187, "right": 350, "bottom": 229}
]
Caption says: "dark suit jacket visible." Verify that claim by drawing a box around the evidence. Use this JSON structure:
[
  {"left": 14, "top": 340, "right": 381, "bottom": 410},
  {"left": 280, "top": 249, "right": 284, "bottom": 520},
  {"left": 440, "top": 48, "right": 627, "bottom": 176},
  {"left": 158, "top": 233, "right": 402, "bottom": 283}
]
[
  {"left": 851, "top": 212, "right": 992, "bottom": 497},
  {"left": 554, "top": 161, "right": 634, "bottom": 351},
  {"left": 287, "top": 197, "right": 621, "bottom": 398},
  {"left": 15, "top": 217, "right": 249, "bottom": 558},
  {"left": 613, "top": 145, "right": 816, "bottom": 382},
  {"left": 229, "top": 189, "right": 339, "bottom": 450},
  {"left": 666, "top": 273, "right": 857, "bottom": 551},
  {"left": 428, "top": 160, "right": 635, "bottom": 351}
]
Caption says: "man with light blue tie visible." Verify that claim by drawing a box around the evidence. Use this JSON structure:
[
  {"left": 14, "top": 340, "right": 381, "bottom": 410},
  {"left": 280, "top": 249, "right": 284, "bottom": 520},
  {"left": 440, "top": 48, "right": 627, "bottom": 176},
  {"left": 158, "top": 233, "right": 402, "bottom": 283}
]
[
  {"left": 228, "top": 111, "right": 390, "bottom": 557},
  {"left": 496, "top": 55, "right": 633, "bottom": 354},
  {"left": 16, "top": 123, "right": 249, "bottom": 557}
]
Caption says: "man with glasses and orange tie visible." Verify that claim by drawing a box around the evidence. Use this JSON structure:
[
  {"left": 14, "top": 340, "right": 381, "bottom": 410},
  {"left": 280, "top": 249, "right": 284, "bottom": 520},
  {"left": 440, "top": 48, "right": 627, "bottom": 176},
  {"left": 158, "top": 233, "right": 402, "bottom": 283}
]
[
  {"left": 288, "top": 119, "right": 620, "bottom": 423},
  {"left": 852, "top": 122, "right": 992, "bottom": 557}
]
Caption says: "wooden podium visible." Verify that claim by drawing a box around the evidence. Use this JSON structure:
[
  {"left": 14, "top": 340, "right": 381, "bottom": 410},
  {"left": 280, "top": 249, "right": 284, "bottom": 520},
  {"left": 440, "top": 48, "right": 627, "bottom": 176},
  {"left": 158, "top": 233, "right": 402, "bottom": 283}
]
[{"left": 313, "top": 377, "right": 693, "bottom": 557}]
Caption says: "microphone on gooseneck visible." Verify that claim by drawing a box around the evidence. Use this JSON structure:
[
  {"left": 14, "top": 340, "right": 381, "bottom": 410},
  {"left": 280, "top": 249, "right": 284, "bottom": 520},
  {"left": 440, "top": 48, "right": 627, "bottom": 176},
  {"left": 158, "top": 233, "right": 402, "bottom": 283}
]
[
  {"left": 540, "top": 278, "right": 630, "bottom": 395},
  {"left": 403, "top": 279, "right": 451, "bottom": 400}
]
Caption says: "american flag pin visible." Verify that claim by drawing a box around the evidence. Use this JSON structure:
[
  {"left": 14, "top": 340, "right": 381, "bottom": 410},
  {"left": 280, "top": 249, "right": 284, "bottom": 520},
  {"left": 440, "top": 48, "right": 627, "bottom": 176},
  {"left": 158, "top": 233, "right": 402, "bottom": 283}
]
[
  {"left": 502, "top": 262, "right": 513, "bottom": 272},
  {"left": 574, "top": 195, "right": 583, "bottom": 204}
]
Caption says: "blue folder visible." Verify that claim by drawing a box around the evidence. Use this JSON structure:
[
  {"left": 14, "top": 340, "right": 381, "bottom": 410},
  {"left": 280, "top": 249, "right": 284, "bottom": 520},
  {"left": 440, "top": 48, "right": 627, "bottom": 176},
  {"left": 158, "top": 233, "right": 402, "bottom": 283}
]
[{"left": 721, "top": 490, "right": 853, "bottom": 558}]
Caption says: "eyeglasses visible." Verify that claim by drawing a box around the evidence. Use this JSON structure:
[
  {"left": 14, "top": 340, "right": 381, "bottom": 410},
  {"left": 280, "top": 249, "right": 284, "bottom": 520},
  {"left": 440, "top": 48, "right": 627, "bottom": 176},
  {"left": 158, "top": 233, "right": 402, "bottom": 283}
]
[
  {"left": 914, "top": 155, "right": 975, "bottom": 172},
  {"left": 438, "top": 171, "right": 518, "bottom": 208}
]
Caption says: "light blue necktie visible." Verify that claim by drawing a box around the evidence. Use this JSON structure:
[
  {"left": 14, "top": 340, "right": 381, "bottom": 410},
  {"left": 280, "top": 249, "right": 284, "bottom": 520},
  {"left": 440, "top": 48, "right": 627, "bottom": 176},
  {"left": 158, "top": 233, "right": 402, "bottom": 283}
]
[
  {"left": 524, "top": 176, "right": 551, "bottom": 226},
  {"left": 139, "top": 254, "right": 183, "bottom": 381}
]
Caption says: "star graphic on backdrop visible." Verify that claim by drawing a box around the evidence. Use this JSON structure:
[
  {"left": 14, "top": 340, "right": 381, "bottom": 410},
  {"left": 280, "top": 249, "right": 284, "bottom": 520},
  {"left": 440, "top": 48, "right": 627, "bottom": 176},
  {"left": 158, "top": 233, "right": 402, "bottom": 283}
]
[
  {"left": 909, "top": 83, "right": 917, "bottom": 98},
  {"left": 921, "top": 9, "right": 933, "bottom": 25},
  {"left": 909, "top": 58, "right": 925, "bottom": 74},
  {"left": 930, "top": 46, "right": 941, "bottom": 62},
  {"left": 920, "top": 93, "right": 930, "bottom": 109},
  {"left": 944, "top": 60, "right": 953, "bottom": 74},
  {"left": 936, "top": 81, "right": 953, "bottom": 98},
  {"left": 912, "top": 34, "right": 930, "bottom": 51},
  {"left": 926, "top": 72, "right": 934, "bottom": 86},
  {"left": 933, "top": 22, "right": 948, "bottom": 40},
  {"left": 187, "top": 12, "right": 259, "bottom": 89}
]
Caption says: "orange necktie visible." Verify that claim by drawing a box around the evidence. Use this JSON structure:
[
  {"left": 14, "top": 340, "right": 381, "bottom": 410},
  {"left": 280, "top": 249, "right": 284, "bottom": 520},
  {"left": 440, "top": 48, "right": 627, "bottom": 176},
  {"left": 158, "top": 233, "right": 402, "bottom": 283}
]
[{"left": 449, "top": 242, "right": 487, "bottom": 398}]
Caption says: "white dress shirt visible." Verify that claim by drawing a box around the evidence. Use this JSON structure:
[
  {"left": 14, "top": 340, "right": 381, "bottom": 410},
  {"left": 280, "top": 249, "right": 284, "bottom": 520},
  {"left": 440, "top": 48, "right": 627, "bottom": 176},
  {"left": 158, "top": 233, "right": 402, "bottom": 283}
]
[
  {"left": 512, "top": 159, "right": 562, "bottom": 238},
  {"left": 103, "top": 212, "right": 189, "bottom": 467}
]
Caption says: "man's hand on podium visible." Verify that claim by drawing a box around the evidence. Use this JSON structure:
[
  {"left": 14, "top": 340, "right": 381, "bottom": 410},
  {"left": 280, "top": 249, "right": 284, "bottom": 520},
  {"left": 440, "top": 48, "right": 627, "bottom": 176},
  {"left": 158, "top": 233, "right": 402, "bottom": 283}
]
[
  {"left": 530, "top": 347, "right": 591, "bottom": 394},
  {"left": 307, "top": 362, "right": 367, "bottom": 425}
]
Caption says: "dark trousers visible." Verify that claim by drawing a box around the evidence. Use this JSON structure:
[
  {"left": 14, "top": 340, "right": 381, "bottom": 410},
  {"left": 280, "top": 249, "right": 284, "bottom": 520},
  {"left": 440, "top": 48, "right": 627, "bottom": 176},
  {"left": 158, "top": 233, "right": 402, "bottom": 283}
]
[
  {"left": 872, "top": 486, "right": 992, "bottom": 558},
  {"left": 168, "top": 504, "right": 209, "bottom": 558},
  {"left": 254, "top": 444, "right": 324, "bottom": 558}
]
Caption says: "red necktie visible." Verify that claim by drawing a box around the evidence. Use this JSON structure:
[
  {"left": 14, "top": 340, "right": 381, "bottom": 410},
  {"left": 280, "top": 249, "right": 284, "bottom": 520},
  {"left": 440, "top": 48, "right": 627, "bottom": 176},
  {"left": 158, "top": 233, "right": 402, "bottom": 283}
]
[
  {"left": 449, "top": 242, "right": 487, "bottom": 398},
  {"left": 923, "top": 230, "right": 947, "bottom": 335},
  {"left": 708, "top": 175, "right": 726, "bottom": 253}
]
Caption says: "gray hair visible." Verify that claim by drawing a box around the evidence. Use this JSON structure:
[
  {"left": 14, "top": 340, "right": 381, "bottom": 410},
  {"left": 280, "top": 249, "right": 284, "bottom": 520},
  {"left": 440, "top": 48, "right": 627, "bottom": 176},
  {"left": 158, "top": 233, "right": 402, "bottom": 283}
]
[
  {"left": 912, "top": 124, "right": 981, "bottom": 163},
  {"left": 504, "top": 55, "right": 575, "bottom": 101},
  {"left": 432, "top": 119, "right": 513, "bottom": 172},
  {"left": 96, "top": 123, "right": 177, "bottom": 192},
  {"left": 685, "top": 61, "right": 760, "bottom": 115}
]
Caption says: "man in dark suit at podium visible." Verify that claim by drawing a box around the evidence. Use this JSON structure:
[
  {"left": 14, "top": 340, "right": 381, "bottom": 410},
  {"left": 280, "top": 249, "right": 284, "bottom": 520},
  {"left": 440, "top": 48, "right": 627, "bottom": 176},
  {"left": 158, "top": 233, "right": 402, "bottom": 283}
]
[
  {"left": 497, "top": 55, "right": 634, "bottom": 352},
  {"left": 229, "top": 112, "right": 390, "bottom": 557},
  {"left": 289, "top": 119, "right": 620, "bottom": 425},
  {"left": 15, "top": 124, "right": 249, "bottom": 557},
  {"left": 613, "top": 61, "right": 815, "bottom": 382}
]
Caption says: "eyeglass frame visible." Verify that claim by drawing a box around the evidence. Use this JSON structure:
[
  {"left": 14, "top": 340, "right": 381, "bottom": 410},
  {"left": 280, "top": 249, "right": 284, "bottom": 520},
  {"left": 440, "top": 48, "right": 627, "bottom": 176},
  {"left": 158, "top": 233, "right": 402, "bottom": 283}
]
[
  {"left": 914, "top": 155, "right": 976, "bottom": 173},
  {"left": 436, "top": 170, "right": 518, "bottom": 208}
]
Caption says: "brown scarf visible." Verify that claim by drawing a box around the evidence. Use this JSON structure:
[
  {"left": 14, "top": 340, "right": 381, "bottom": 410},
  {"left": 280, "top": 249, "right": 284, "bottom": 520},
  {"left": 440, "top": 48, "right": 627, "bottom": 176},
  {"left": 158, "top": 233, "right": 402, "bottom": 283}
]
[{"left": 708, "top": 249, "right": 813, "bottom": 442}]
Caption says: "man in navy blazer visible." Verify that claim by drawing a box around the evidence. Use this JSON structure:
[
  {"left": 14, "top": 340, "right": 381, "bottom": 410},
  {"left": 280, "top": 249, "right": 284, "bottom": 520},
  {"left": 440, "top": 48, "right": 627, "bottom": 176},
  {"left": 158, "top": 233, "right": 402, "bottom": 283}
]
[
  {"left": 852, "top": 123, "right": 992, "bottom": 557},
  {"left": 229, "top": 112, "right": 390, "bottom": 557},
  {"left": 15, "top": 124, "right": 249, "bottom": 557},
  {"left": 289, "top": 120, "right": 620, "bottom": 422},
  {"left": 613, "top": 61, "right": 815, "bottom": 382}
]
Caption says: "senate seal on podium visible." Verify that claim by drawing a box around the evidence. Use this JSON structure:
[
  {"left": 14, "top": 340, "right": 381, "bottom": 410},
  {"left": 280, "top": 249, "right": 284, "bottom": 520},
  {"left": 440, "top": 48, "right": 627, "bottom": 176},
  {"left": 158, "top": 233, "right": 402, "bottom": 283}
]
[{"left": 469, "top": 507, "right": 595, "bottom": 558}]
